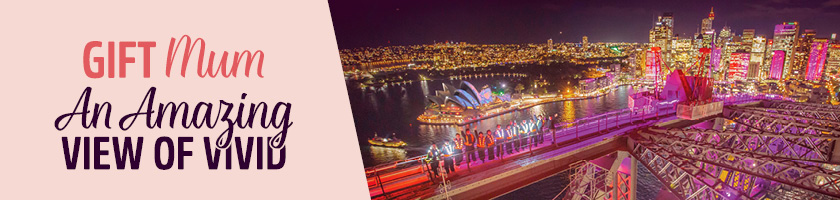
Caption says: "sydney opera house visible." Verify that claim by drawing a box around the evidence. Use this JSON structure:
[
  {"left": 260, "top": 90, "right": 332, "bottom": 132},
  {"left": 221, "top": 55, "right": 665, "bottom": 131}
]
[{"left": 418, "top": 81, "right": 513, "bottom": 124}]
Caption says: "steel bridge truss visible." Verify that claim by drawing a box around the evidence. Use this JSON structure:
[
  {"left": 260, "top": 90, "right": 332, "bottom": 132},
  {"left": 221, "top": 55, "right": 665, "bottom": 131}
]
[
  {"left": 725, "top": 106, "right": 840, "bottom": 137},
  {"left": 632, "top": 128, "right": 840, "bottom": 199},
  {"left": 649, "top": 127, "right": 840, "bottom": 163},
  {"left": 562, "top": 161, "right": 632, "bottom": 200},
  {"left": 765, "top": 101, "right": 840, "bottom": 116}
]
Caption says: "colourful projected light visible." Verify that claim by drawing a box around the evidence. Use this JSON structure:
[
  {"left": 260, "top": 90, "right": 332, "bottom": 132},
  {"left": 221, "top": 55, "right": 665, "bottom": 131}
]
[
  {"left": 645, "top": 49, "right": 660, "bottom": 82},
  {"left": 769, "top": 51, "right": 785, "bottom": 80},
  {"left": 710, "top": 47, "right": 721, "bottom": 71},
  {"left": 728, "top": 53, "right": 749, "bottom": 81},
  {"left": 806, "top": 40, "right": 829, "bottom": 81}
]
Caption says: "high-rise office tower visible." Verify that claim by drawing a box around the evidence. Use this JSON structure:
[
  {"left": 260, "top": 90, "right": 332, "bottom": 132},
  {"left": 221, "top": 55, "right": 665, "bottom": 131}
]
[
  {"left": 792, "top": 29, "right": 816, "bottom": 78},
  {"left": 649, "top": 28, "right": 656, "bottom": 44},
  {"left": 763, "top": 39, "right": 775, "bottom": 79},
  {"left": 719, "top": 26, "right": 732, "bottom": 44},
  {"left": 729, "top": 52, "right": 750, "bottom": 81},
  {"left": 771, "top": 22, "right": 799, "bottom": 79},
  {"left": 826, "top": 44, "right": 840, "bottom": 80},
  {"left": 719, "top": 26, "right": 734, "bottom": 68},
  {"left": 652, "top": 13, "right": 673, "bottom": 51},
  {"left": 697, "top": 8, "right": 715, "bottom": 49},
  {"left": 701, "top": 8, "right": 714, "bottom": 33},
  {"left": 661, "top": 13, "right": 674, "bottom": 38},
  {"left": 769, "top": 50, "right": 786, "bottom": 80},
  {"left": 752, "top": 36, "right": 766, "bottom": 53},
  {"left": 751, "top": 36, "right": 767, "bottom": 80},
  {"left": 548, "top": 38, "right": 553, "bottom": 48},
  {"left": 806, "top": 39, "right": 829, "bottom": 81},
  {"left": 742, "top": 29, "right": 755, "bottom": 52},
  {"left": 582, "top": 36, "right": 588, "bottom": 46}
]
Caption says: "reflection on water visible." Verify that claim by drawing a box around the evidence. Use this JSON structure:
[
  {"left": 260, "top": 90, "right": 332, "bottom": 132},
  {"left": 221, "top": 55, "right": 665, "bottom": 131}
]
[
  {"left": 562, "top": 100, "right": 575, "bottom": 123},
  {"left": 349, "top": 78, "right": 630, "bottom": 167},
  {"left": 368, "top": 146, "right": 407, "bottom": 165}
]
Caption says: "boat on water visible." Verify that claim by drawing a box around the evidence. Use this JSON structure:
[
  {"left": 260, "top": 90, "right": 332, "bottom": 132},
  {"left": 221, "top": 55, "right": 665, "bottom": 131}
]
[{"left": 368, "top": 133, "right": 407, "bottom": 148}]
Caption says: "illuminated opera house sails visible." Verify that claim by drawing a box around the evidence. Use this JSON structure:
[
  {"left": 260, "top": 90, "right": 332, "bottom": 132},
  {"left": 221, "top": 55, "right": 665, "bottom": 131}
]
[{"left": 425, "top": 81, "right": 511, "bottom": 110}]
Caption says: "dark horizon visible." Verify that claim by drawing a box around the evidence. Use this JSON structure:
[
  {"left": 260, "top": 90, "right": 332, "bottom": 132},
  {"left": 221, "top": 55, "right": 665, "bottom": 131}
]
[{"left": 328, "top": 0, "right": 840, "bottom": 49}]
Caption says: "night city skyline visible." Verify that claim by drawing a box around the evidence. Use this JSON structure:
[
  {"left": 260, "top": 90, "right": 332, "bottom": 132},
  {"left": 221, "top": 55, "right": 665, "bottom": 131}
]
[{"left": 329, "top": 0, "right": 840, "bottom": 49}]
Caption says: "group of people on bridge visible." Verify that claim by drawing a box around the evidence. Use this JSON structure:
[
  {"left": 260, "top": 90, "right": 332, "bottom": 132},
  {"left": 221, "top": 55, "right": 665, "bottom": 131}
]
[{"left": 424, "top": 114, "right": 560, "bottom": 178}]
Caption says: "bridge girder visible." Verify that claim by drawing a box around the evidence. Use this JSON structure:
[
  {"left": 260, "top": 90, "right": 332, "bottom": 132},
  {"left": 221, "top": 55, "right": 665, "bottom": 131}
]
[
  {"left": 634, "top": 129, "right": 840, "bottom": 199},
  {"left": 651, "top": 128, "right": 839, "bottom": 163}
]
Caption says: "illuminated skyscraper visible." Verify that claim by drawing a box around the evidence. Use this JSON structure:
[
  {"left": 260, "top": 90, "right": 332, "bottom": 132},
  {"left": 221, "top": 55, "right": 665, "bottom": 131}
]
[
  {"left": 748, "top": 53, "right": 763, "bottom": 80},
  {"left": 729, "top": 52, "right": 750, "bottom": 81},
  {"left": 792, "top": 29, "right": 816, "bottom": 78},
  {"left": 771, "top": 22, "right": 799, "bottom": 79},
  {"left": 645, "top": 48, "right": 662, "bottom": 82},
  {"left": 752, "top": 36, "right": 766, "bottom": 53},
  {"left": 762, "top": 39, "right": 775, "bottom": 79},
  {"left": 769, "top": 50, "right": 786, "bottom": 80},
  {"left": 649, "top": 28, "right": 656, "bottom": 44},
  {"left": 806, "top": 39, "right": 829, "bottom": 81},
  {"left": 548, "top": 38, "right": 553, "bottom": 48},
  {"left": 742, "top": 29, "right": 755, "bottom": 52},
  {"left": 699, "top": 8, "right": 715, "bottom": 49},
  {"left": 652, "top": 13, "right": 673, "bottom": 52},
  {"left": 719, "top": 26, "right": 731, "bottom": 44},
  {"left": 701, "top": 8, "right": 714, "bottom": 33},
  {"left": 719, "top": 26, "right": 735, "bottom": 69},
  {"left": 826, "top": 44, "right": 840, "bottom": 80},
  {"left": 750, "top": 36, "right": 767, "bottom": 80},
  {"left": 582, "top": 36, "right": 588, "bottom": 46}
]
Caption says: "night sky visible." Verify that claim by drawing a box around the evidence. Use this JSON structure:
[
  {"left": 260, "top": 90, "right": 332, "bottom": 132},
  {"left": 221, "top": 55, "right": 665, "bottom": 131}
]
[{"left": 328, "top": 0, "right": 840, "bottom": 49}]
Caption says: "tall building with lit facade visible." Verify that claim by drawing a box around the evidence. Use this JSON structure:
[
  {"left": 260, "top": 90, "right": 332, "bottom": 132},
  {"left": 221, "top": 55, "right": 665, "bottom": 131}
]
[
  {"left": 742, "top": 29, "right": 755, "bottom": 52},
  {"left": 645, "top": 48, "right": 662, "bottom": 83},
  {"left": 671, "top": 38, "right": 693, "bottom": 67},
  {"left": 827, "top": 44, "right": 840, "bottom": 80},
  {"left": 806, "top": 39, "right": 829, "bottom": 81},
  {"left": 719, "top": 26, "right": 735, "bottom": 70},
  {"left": 582, "top": 36, "right": 588, "bottom": 46},
  {"left": 649, "top": 28, "right": 656, "bottom": 44},
  {"left": 548, "top": 38, "right": 553, "bottom": 48},
  {"left": 771, "top": 22, "right": 799, "bottom": 79},
  {"left": 729, "top": 52, "right": 750, "bottom": 81},
  {"left": 792, "top": 29, "right": 816, "bottom": 78},
  {"left": 718, "top": 26, "right": 732, "bottom": 45},
  {"left": 750, "top": 36, "right": 767, "bottom": 80},
  {"left": 701, "top": 8, "right": 714, "bottom": 33},
  {"left": 769, "top": 50, "right": 786, "bottom": 80},
  {"left": 699, "top": 8, "right": 715, "bottom": 49},
  {"left": 651, "top": 13, "right": 673, "bottom": 52},
  {"left": 636, "top": 50, "right": 647, "bottom": 77}
]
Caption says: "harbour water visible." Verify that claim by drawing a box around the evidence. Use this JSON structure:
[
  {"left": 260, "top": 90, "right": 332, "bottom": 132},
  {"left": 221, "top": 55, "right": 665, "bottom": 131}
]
[{"left": 347, "top": 77, "right": 631, "bottom": 168}]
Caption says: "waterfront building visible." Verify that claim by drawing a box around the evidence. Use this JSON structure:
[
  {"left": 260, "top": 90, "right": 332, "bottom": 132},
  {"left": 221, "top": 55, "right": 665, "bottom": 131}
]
[
  {"left": 421, "top": 81, "right": 513, "bottom": 124},
  {"left": 579, "top": 74, "right": 614, "bottom": 94}
]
